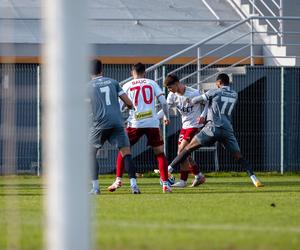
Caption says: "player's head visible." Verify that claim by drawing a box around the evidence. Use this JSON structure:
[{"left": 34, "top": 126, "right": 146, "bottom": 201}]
[
  {"left": 216, "top": 73, "right": 230, "bottom": 88},
  {"left": 131, "top": 62, "right": 146, "bottom": 79},
  {"left": 90, "top": 59, "right": 103, "bottom": 77},
  {"left": 164, "top": 74, "right": 180, "bottom": 93}
]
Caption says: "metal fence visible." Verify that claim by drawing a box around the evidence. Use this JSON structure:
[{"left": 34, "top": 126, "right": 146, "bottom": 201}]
[{"left": 0, "top": 64, "right": 299, "bottom": 174}]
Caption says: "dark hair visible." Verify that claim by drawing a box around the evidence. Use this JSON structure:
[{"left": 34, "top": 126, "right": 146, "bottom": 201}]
[
  {"left": 132, "top": 62, "right": 146, "bottom": 75},
  {"left": 216, "top": 73, "right": 230, "bottom": 86},
  {"left": 90, "top": 59, "right": 102, "bottom": 75},
  {"left": 164, "top": 74, "right": 180, "bottom": 87}
]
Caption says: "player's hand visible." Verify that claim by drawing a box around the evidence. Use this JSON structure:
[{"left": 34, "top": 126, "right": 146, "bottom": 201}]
[
  {"left": 164, "top": 119, "right": 171, "bottom": 126},
  {"left": 197, "top": 116, "right": 205, "bottom": 124}
]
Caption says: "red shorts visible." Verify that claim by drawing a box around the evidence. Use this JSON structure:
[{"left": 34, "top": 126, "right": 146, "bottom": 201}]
[
  {"left": 126, "top": 127, "right": 164, "bottom": 147},
  {"left": 178, "top": 128, "right": 199, "bottom": 145}
]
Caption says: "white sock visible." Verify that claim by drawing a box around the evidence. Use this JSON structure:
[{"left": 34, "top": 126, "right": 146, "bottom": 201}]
[
  {"left": 168, "top": 165, "right": 174, "bottom": 173},
  {"left": 130, "top": 178, "right": 137, "bottom": 186},
  {"left": 180, "top": 179, "right": 187, "bottom": 184},
  {"left": 116, "top": 177, "right": 122, "bottom": 182},
  {"left": 92, "top": 180, "right": 99, "bottom": 189},
  {"left": 250, "top": 174, "right": 258, "bottom": 183},
  {"left": 195, "top": 172, "right": 204, "bottom": 179}
]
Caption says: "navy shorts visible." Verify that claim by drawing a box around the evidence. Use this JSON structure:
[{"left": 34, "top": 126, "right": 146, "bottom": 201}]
[
  {"left": 90, "top": 126, "right": 130, "bottom": 149},
  {"left": 194, "top": 124, "right": 240, "bottom": 153}
]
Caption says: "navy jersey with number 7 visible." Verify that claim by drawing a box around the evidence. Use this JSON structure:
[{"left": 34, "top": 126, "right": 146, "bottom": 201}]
[{"left": 88, "top": 76, "right": 125, "bottom": 129}]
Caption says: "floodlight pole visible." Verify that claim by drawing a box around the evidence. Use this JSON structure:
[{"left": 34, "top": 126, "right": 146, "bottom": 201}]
[{"left": 43, "top": 1, "right": 90, "bottom": 250}]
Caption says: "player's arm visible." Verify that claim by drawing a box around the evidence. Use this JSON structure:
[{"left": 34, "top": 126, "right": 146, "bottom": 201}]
[
  {"left": 197, "top": 102, "right": 208, "bottom": 125},
  {"left": 152, "top": 81, "right": 170, "bottom": 122},
  {"left": 157, "top": 93, "right": 173, "bottom": 120},
  {"left": 157, "top": 94, "right": 170, "bottom": 121},
  {"left": 119, "top": 93, "right": 134, "bottom": 110},
  {"left": 191, "top": 89, "right": 215, "bottom": 104},
  {"left": 116, "top": 81, "right": 134, "bottom": 110}
]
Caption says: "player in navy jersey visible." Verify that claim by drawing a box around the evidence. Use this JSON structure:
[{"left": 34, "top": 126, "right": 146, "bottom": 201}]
[
  {"left": 167, "top": 73, "right": 263, "bottom": 188},
  {"left": 88, "top": 59, "right": 140, "bottom": 194}
]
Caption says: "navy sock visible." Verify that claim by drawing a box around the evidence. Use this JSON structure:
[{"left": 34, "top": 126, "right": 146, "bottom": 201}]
[
  {"left": 238, "top": 158, "right": 254, "bottom": 176},
  {"left": 91, "top": 147, "right": 99, "bottom": 180},
  {"left": 123, "top": 154, "right": 136, "bottom": 179},
  {"left": 170, "top": 148, "right": 192, "bottom": 169}
]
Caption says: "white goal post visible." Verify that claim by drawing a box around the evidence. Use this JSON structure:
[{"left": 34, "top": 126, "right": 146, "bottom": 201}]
[{"left": 43, "top": 1, "right": 90, "bottom": 250}]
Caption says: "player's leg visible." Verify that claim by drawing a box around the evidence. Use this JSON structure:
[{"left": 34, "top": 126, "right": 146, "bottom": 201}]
[
  {"left": 108, "top": 127, "right": 141, "bottom": 194},
  {"left": 188, "top": 156, "right": 206, "bottom": 187},
  {"left": 184, "top": 128, "right": 206, "bottom": 187},
  {"left": 111, "top": 127, "right": 140, "bottom": 191},
  {"left": 168, "top": 137, "right": 201, "bottom": 170},
  {"left": 119, "top": 146, "right": 140, "bottom": 194},
  {"left": 89, "top": 128, "right": 111, "bottom": 195},
  {"left": 171, "top": 139, "right": 190, "bottom": 188},
  {"left": 168, "top": 125, "right": 216, "bottom": 169},
  {"left": 90, "top": 146, "right": 101, "bottom": 195},
  {"left": 147, "top": 128, "right": 171, "bottom": 193},
  {"left": 221, "top": 129, "right": 263, "bottom": 187}
]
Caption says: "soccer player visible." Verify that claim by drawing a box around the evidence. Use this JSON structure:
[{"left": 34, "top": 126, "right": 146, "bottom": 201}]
[
  {"left": 108, "top": 62, "right": 172, "bottom": 193},
  {"left": 88, "top": 59, "right": 140, "bottom": 195},
  {"left": 158, "top": 74, "right": 206, "bottom": 188},
  {"left": 167, "top": 73, "right": 263, "bottom": 188}
]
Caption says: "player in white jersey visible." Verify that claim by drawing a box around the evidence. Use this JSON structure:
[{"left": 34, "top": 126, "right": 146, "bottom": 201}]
[
  {"left": 158, "top": 74, "right": 206, "bottom": 187},
  {"left": 108, "top": 62, "right": 172, "bottom": 193}
]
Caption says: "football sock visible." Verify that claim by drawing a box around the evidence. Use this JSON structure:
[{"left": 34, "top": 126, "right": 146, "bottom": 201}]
[
  {"left": 130, "top": 178, "right": 137, "bottom": 187},
  {"left": 238, "top": 157, "right": 254, "bottom": 176},
  {"left": 116, "top": 177, "right": 122, "bottom": 182},
  {"left": 180, "top": 170, "right": 189, "bottom": 181},
  {"left": 162, "top": 181, "right": 169, "bottom": 186},
  {"left": 91, "top": 147, "right": 99, "bottom": 181},
  {"left": 116, "top": 152, "right": 125, "bottom": 178},
  {"left": 189, "top": 163, "right": 200, "bottom": 175},
  {"left": 168, "top": 165, "right": 174, "bottom": 173},
  {"left": 169, "top": 148, "right": 191, "bottom": 168},
  {"left": 92, "top": 180, "right": 99, "bottom": 190},
  {"left": 123, "top": 154, "right": 136, "bottom": 179},
  {"left": 156, "top": 153, "right": 168, "bottom": 181}
]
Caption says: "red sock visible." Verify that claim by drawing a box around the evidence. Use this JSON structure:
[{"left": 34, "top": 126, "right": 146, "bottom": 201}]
[
  {"left": 116, "top": 152, "right": 125, "bottom": 178},
  {"left": 156, "top": 153, "right": 168, "bottom": 182},
  {"left": 180, "top": 170, "right": 189, "bottom": 181},
  {"left": 189, "top": 164, "right": 200, "bottom": 176}
]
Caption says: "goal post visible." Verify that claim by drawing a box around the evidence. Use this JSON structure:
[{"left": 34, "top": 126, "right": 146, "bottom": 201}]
[{"left": 43, "top": 1, "right": 90, "bottom": 250}]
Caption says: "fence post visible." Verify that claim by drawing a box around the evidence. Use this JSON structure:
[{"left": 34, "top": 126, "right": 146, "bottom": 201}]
[
  {"left": 250, "top": 16, "right": 254, "bottom": 66},
  {"left": 162, "top": 66, "right": 168, "bottom": 156},
  {"left": 280, "top": 66, "right": 284, "bottom": 174},
  {"left": 197, "top": 47, "right": 201, "bottom": 88},
  {"left": 37, "top": 65, "right": 41, "bottom": 176}
]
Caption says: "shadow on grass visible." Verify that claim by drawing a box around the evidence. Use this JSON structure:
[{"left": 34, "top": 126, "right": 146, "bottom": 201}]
[
  {"left": 0, "top": 184, "right": 43, "bottom": 189},
  {"left": 0, "top": 193, "right": 43, "bottom": 196}
]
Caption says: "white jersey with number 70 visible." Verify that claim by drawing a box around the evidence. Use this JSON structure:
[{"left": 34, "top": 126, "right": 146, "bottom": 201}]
[{"left": 122, "top": 78, "right": 164, "bottom": 128}]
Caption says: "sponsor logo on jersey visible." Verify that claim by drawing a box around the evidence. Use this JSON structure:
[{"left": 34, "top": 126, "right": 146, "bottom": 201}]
[
  {"left": 135, "top": 109, "right": 153, "bottom": 120},
  {"left": 177, "top": 105, "right": 194, "bottom": 113}
]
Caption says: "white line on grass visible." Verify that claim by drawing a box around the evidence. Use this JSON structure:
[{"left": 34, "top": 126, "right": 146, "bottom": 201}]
[{"left": 101, "top": 220, "right": 300, "bottom": 234}]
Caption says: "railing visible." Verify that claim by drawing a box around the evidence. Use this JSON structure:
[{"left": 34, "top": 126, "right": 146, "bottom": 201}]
[
  {"left": 120, "top": 16, "right": 300, "bottom": 88},
  {"left": 227, "top": 0, "right": 283, "bottom": 45},
  {"left": 202, "top": 0, "right": 221, "bottom": 24}
]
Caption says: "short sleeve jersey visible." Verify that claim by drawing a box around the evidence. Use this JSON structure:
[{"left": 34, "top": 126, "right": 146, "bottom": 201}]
[
  {"left": 88, "top": 76, "right": 125, "bottom": 129},
  {"left": 122, "top": 78, "right": 163, "bottom": 128},
  {"left": 167, "top": 86, "right": 203, "bottom": 129},
  {"left": 204, "top": 86, "right": 238, "bottom": 130}
]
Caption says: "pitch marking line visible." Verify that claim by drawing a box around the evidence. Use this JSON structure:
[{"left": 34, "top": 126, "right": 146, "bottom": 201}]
[{"left": 101, "top": 220, "right": 300, "bottom": 234}]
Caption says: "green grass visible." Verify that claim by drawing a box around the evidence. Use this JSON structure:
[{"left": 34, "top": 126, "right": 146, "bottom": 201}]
[{"left": 1, "top": 174, "right": 300, "bottom": 250}]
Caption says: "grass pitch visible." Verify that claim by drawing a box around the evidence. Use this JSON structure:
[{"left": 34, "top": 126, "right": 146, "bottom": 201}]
[{"left": 0, "top": 174, "right": 300, "bottom": 250}]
